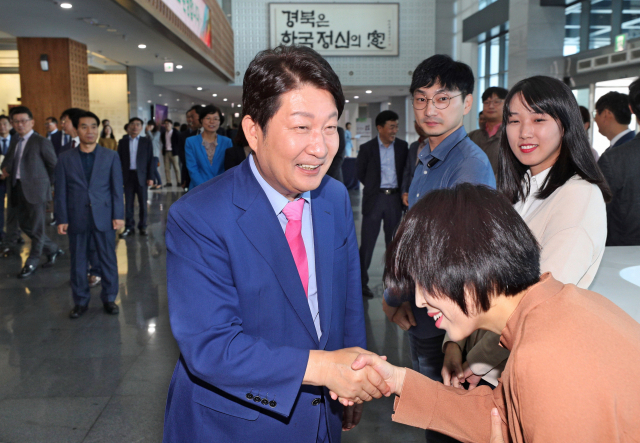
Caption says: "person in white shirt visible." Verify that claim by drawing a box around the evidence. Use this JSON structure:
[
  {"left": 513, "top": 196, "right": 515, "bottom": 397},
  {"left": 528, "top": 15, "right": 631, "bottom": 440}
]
[
  {"left": 441, "top": 76, "right": 612, "bottom": 390},
  {"left": 594, "top": 91, "right": 635, "bottom": 150}
]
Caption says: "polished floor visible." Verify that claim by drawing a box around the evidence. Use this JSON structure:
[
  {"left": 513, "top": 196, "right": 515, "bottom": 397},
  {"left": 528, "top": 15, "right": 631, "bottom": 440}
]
[{"left": 0, "top": 187, "right": 424, "bottom": 443}]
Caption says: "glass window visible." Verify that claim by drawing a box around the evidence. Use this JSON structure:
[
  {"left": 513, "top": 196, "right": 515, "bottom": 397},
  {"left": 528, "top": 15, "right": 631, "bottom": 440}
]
[
  {"left": 564, "top": 2, "right": 582, "bottom": 55},
  {"left": 476, "top": 22, "right": 508, "bottom": 115},
  {"left": 490, "top": 38, "right": 500, "bottom": 75},
  {"left": 478, "top": 0, "right": 498, "bottom": 11},
  {"left": 589, "top": 0, "right": 613, "bottom": 49},
  {"left": 622, "top": 0, "right": 640, "bottom": 36},
  {"left": 478, "top": 42, "right": 486, "bottom": 78}
]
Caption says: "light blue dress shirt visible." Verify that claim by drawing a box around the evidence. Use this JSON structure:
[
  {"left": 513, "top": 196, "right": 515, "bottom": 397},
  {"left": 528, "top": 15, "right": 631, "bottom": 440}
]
[
  {"left": 249, "top": 155, "right": 321, "bottom": 339},
  {"left": 345, "top": 129, "right": 353, "bottom": 157},
  {"left": 378, "top": 136, "right": 398, "bottom": 188},
  {"left": 129, "top": 135, "right": 140, "bottom": 170},
  {"left": 1, "top": 134, "right": 11, "bottom": 156}
]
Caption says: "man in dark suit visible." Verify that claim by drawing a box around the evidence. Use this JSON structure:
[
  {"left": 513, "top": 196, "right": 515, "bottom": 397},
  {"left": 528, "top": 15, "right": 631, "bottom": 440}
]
[
  {"left": 117, "top": 117, "right": 153, "bottom": 237},
  {"left": 594, "top": 91, "right": 636, "bottom": 150},
  {"left": 598, "top": 77, "right": 640, "bottom": 246},
  {"left": 0, "top": 114, "right": 12, "bottom": 242},
  {"left": 356, "top": 110, "right": 408, "bottom": 298},
  {"left": 161, "top": 118, "right": 181, "bottom": 186},
  {"left": 178, "top": 106, "right": 201, "bottom": 191},
  {"left": 0, "top": 106, "right": 63, "bottom": 278},
  {"left": 55, "top": 111, "right": 124, "bottom": 318}
]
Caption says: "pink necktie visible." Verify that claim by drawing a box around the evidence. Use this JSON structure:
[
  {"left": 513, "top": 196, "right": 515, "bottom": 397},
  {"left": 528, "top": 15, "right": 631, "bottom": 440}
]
[{"left": 282, "top": 199, "right": 309, "bottom": 297}]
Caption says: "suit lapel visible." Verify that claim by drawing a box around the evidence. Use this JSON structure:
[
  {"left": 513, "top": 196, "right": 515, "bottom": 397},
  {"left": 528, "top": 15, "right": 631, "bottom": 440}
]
[
  {"left": 311, "top": 183, "right": 334, "bottom": 350},
  {"left": 70, "top": 148, "right": 88, "bottom": 186},
  {"left": 88, "top": 145, "right": 104, "bottom": 188},
  {"left": 234, "top": 161, "right": 320, "bottom": 345}
]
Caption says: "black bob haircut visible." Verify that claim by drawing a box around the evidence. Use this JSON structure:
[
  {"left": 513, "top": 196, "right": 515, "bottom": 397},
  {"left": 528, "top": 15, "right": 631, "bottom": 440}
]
[
  {"left": 481, "top": 87, "right": 508, "bottom": 102},
  {"left": 498, "top": 76, "right": 611, "bottom": 204},
  {"left": 629, "top": 77, "right": 640, "bottom": 120},
  {"left": 72, "top": 111, "right": 100, "bottom": 129},
  {"left": 10, "top": 106, "right": 33, "bottom": 119},
  {"left": 375, "top": 110, "right": 399, "bottom": 128},
  {"left": 242, "top": 45, "right": 344, "bottom": 133},
  {"left": 595, "top": 91, "right": 632, "bottom": 125},
  {"left": 410, "top": 54, "right": 474, "bottom": 98},
  {"left": 60, "top": 108, "right": 84, "bottom": 121},
  {"left": 384, "top": 184, "right": 541, "bottom": 315},
  {"left": 129, "top": 117, "right": 144, "bottom": 125},
  {"left": 198, "top": 105, "right": 224, "bottom": 125}
]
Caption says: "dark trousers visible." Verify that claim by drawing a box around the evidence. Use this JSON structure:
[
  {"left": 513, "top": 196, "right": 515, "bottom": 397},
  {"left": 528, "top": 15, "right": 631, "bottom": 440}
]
[
  {"left": 69, "top": 224, "right": 118, "bottom": 306},
  {"left": 359, "top": 192, "right": 402, "bottom": 286},
  {"left": 88, "top": 236, "right": 101, "bottom": 277},
  {"left": 152, "top": 156, "right": 162, "bottom": 185},
  {"left": 0, "top": 180, "right": 5, "bottom": 237},
  {"left": 124, "top": 170, "right": 147, "bottom": 230},
  {"left": 12, "top": 181, "right": 58, "bottom": 266}
]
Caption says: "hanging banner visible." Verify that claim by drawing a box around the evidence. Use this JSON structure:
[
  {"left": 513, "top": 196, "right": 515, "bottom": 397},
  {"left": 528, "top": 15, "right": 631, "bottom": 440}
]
[
  {"left": 269, "top": 3, "right": 399, "bottom": 56},
  {"left": 161, "top": 0, "right": 212, "bottom": 48}
]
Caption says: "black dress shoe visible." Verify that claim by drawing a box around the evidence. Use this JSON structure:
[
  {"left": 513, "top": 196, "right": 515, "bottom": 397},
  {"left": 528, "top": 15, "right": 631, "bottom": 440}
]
[
  {"left": 18, "top": 264, "right": 37, "bottom": 279},
  {"left": 42, "top": 248, "right": 64, "bottom": 268},
  {"left": 120, "top": 229, "right": 134, "bottom": 238},
  {"left": 69, "top": 305, "right": 88, "bottom": 319},
  {"left": 362, "top": 285, "right": 374, "bottom": 299},
  {"left": 138, "top": 229, "right": 147, "bottom": 236},
  {"left": 164, "top": 183, "right": 173, "bottom": 187},
  {"left": 103, "top": 302, "right": 119, "bottom": 315}
]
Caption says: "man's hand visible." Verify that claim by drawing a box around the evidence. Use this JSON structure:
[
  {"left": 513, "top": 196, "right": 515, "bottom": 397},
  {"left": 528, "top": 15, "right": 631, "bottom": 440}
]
[
  {"left": 342, "top": 403, "right": 363, "bottom": 431},
  {"left": 381, "top": 298, "right": 399, "bottom": 322},
  {"left": 112, "top": 219, "right": 124, "bottom": 231},
  {"left": 490, "top": 408, "right": 505, "bottom": 443},
  {"left": 147, "top": 180, "right": 154, "bottom": 186},
  {"left": 304, "top": 348, "right": 390, "bottom": 406},
  {"left": 402, "top": 192, "right": 409, "bottom": 207},
  {"left": 389, "top": 301, "right": 416, "bottom": 331},
  {"left": 57, "top": 224, "right": 68, "bottom": 235},
  {"left": 1, "top": 167, "right": 9, "bottom": 179},
  {"left": 442, "top": 341, "right": 464, "bottom": 388},
  {"left": 462, "top": 361, "right": 482, "bottom": 391},
  {"left": 351, "top": 353, "right": 406, "bottom": 397}
]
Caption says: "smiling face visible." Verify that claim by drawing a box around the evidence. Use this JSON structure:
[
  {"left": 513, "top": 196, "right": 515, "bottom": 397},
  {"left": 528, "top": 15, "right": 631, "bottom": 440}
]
[
  {"left": 482, "top": 93, "right": 505, "bottom": 124},
  {"left": 201, "top": 112, "right": 221, "bottom": 135},
  {"left": 377, "top": 120, "right": 399, "bottom": 145},
  {"left": 415, "top": 284, "right": 479, "bottom": 341},
  {"left": 243, "top": 84, "right": 339, "bottom": 201},
  {"left": 506, "top": 94, "right": 564, "bottom": 176}
]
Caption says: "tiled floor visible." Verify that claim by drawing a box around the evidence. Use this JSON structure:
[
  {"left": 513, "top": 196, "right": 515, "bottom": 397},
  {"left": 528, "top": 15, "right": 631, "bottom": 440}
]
[{"left": 0, "top": 188, "right": 424, "bottom": 443}]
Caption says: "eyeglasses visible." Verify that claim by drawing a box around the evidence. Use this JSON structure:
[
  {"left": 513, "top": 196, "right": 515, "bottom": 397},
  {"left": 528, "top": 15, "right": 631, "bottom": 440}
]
[
  {"left": 12, "top": 119, "right": 32, "bottom": 125},
  {"left": 413, "top": 93, "right": 463, "bottom": 110},
  {"left": 483, "top": 99, "right": 504, "bottom": 107},
  {"left": 202, "top": 116, "right": 220, "bottom": 123}
]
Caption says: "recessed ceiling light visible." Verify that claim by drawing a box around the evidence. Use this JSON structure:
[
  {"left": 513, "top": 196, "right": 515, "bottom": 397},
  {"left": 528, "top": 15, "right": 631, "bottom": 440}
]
[
  {"left": 176, "top": 99, "right": 180, "bottom": 101},
  {"left": 212, "top": 94, "right": 217, "bottom": 97},
  {"left": 164, "top": 103, "right": 168, "bottom": 106},
  {"left": 201, "top": 104, "right": 205, "bottom": 107},
  {"left": 345, "top": 100, "right": 349, "bottom": 103},
  {"left": 147, "top": 100, "right": 152, "bottom": 103},
  {"left": 197, "top": 87, "right": 202, "bottom": 90},
  {"left": 138, "top": 44, "right": 146, "bottom": 49},
  {"left": 365, "top": 90, "right": 372, "bottom": 94},
  {"left": 60, "top": 2, "right": 72, "bottom": 9},
  {"left": 158, "top": 94, "right": 162, "bottom": 97},
  {"left": 223, "top": 98, "right": 228, "bottom": 101},
  {"left": 354, "top": 96, "right": 359, "bottom": 99},
  {"left": 176, "top": 65, "right": 183, "bottom": 69},
  {"left": 237, "top": 105, "right": 241, "bottom": 108}
]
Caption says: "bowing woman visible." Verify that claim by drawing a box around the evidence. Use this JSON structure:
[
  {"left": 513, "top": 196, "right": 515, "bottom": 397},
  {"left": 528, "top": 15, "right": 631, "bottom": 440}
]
[{"left": 184, "top": 105, "right": 233, "bottom": 190}]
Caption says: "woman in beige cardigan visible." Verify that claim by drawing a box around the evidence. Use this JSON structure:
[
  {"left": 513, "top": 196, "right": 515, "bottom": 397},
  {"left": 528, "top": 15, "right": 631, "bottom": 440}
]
[{"left": 441, "top": 76, "right": 612, "bottom": 390}]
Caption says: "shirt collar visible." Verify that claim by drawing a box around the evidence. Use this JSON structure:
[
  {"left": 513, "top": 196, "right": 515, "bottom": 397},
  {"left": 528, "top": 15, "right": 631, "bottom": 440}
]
[
  {"left": 419, "top": 126, "right": 468, "bottom": 163},
  {"left": 129, "top": 135, "right": 139, "bottom": 142},
  {"left": 73, "top": 136, "right": 80, "bottom": 145},
  {"left": 610, "top": 128, "right": 632, "bottom": 147},
  {"left": 526, "top": 166, "right": 551, "bottom": 194},
  {"left": 378, "top": 136, "right": 395, "bottom": 149},
  {"left": 19, "top": 130, "right": 34, "bottom": 142},
  {"left": 249, "top": 154, "right": 310, "bottom": 216},
  {"left": 1, "top": 134, "right": 10, "bottom": 142},
  {"left": 49, "top": 129, "right": 58, "bottom": 135}
]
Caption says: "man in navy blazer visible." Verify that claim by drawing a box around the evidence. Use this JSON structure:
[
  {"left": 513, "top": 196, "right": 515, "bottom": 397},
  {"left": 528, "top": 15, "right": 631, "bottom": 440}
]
[
  {"left": 594, "top": 91, "right": 636, "bottom": 150},
  {"left": 117, "top": 117, "right": 154, "bottom": 237},
  {"left": 55, "top": 111, "right": 124, "bottom": 318},
  {"left": 163, "top": 46, "right": 388, "bottom": 443}
]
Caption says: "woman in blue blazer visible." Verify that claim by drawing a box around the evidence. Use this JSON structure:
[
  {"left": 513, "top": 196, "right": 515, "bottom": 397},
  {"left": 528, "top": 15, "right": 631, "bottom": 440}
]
[{"left": 185, "top": 105, "right": 233, "bottom": 190}]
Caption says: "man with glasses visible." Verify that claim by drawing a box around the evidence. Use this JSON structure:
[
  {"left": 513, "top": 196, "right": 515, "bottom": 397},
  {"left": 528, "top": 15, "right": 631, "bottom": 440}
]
[
  {"left": 468, "top": 87, "right": 508, "bottom": 176},
  {"left": 0, "top": 106, "right": 63, "bottom": 278},
  {"left": 381, "top": 55, "right": 494, "bottom": 443}
]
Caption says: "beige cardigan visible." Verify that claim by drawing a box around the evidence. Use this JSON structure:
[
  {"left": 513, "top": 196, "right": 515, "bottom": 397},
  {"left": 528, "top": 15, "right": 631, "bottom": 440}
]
[{"left": 453, "top": 176, "right": 607, "bottom": 385}]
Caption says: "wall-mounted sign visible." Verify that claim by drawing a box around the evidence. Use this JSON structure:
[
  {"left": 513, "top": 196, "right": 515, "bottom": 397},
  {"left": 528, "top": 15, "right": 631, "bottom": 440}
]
[
  {"left": 269, "top": 3, "right": 399, "bottom": 56},
  {"left": 161, "top": 0, "right": 212, "bottom": 48}
]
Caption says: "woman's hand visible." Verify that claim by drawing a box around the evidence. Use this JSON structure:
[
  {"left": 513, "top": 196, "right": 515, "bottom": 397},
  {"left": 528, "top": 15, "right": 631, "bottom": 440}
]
[
  {"left": 442, "top": 341, "right": 465, "bottom": 388},
  {"left": 350, "top": 353, "right": 406, "bottom": 396}
]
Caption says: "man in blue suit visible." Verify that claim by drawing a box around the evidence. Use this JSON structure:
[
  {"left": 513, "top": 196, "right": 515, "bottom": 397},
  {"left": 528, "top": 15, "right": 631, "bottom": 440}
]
[
  {"left": 55, "top": 111, "right": 124, "bottom": 319},
  {"left": 594, "top": 91, "right": 636, "bottom": 150},
  {"left": 163, "top": 46, "right": 388, "bottom": 443}
]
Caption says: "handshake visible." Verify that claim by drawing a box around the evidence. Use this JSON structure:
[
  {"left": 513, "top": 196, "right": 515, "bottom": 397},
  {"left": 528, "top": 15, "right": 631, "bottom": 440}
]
[{"left": 303, "top": 347, "right": 407, "bottom": 407}]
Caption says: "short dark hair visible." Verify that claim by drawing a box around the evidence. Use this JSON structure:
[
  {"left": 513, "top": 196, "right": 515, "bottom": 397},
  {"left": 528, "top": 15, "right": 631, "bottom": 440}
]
[
  {"left": 375, "top": 110, "right": 399, "bottom": 128},
  {"left": 163, "top": 118, "right": 173, "bottom": 124},
  {"left": 147, "top": 119, "right": 158, "bottom": 133},
  {"left": 628, "top": 77, "right": 640, "bottom": 120},
  {"left": 482, "top": 87, "right": 508, "bottom": 102},
  {"left": 60, "top": 108, "right": 84, "bottom": 121},
  {"left": 242, "top": 45, "right": 344, "bottom": 134},
  {"left": 198, "top": 105, "right": 222, "bottom": 122},
  {"left": 579, "top": 105, "right": 590, "bottom": 125},
  {"left": 129, "top": 117, "right": 143, "bottom": 125},
  {"left": 499, "top": 76, "right": 611, "bottom": 204},
  {"left": 187, "top": 105, "right": 200, "bottom": 114},
  {"left": 46, "top": 116, "right": 58, "bottom": 124},
  {"left": 101, "top": 119, "right": 109, "bottom": 125},
  {"left": 345, "top": 122, "right": 351, "bottom": 128},
  {"left": 410, "top": 54, "right": 474, "bottom": 98},
  {"left": 0, "top": 114, "right": 10, "bottom": 123},
  {"left": 385, "top": 184, "right": 540, "bottom": 315},
  {"left": 595, "top": 91, "right": 632, "bottom": 125},
  {"left": 72, "top": 111, "right": 100, "bottom": 129},
  {"left": 9, "top": 106, "right": 33, "bottom": 119}
]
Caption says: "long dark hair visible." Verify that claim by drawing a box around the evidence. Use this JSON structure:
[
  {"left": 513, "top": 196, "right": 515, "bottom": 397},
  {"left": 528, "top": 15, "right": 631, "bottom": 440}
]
[
  {"left": 498, "top": 76, "right": 611, "bottom": 204},
  {"left": 100, "top": 124, "right": 115, "bottom": 139},
  {"left": 146, "top": 119, "right": 159, "bottom": 134}
]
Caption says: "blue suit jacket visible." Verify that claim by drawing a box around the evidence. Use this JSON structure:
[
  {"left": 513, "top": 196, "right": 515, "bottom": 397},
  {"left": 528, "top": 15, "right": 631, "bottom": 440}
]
[
  {"left": 54, "top": 145, "right": 124, "bottom": 234},
  {"left": 163, "top": 159, "right": 366, "bottom": 442},
  {"left": 612, "top": 130, "right": 636, "bottom": 148},
  {"left": 185, "top": 133, "right": 233, "bottom": 189}
]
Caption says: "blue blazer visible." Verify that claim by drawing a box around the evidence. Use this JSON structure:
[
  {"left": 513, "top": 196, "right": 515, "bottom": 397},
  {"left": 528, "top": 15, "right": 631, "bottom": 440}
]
[
  {"left": 612, "top": 130, "right": 636, "bottom": 148},
  {"left": 54, "top": 145, "right": 124, "bottom": 234},
  {"left": 184, "top": 133, "right": 233, "bottom": 189},
  {"left": 163, "top": 160, "right": 366, "bottom": 442}
]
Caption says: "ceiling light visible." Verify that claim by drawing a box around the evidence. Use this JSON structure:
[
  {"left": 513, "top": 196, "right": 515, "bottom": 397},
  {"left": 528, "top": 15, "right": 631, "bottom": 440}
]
[
  {"left": 212, "top": 94, "right": 217, "bottom": 97},
  {"left": 158, "top": 94, "right": 162, "bottom": 97},
  {"left": 147, "top": 100, "right": 152, "bottom": 103},
  {"left": 197, "top": 87, "right": 202, "bottom": 90},
  {"left": 60, "top": 3, "right": 72, "bottom": 9},
  {"left": 345, "top": 100, "right": 349, "bottom": 103},
  {"left": 354, "top": 96, "right": 359, "bottom": 99},
  {"left": 234, "top": 112, "right": 240, "bottom": 118},
  {"left": 223, "top": 98, "right": 228, "bottom": 101},
  {"left": 138, "top": 44, "right": 146, "bottom": 49},
  {"left": 176, "top": 65, "right": 183, "bottom": 69},
  {"left": 237, "top": 105, "right": 241, "bottom": 108},
  {"left": 176, "top": 99, "right": 180, "bottom": 101},
  {"left": 365, "top": 90, "right": 372, "bottom": 94},
  {"left": 164, "top": 103, "right": 168, "bottom": 106},
  {"left": 201, "top": 104, "right": 205, "bottom": 107}
]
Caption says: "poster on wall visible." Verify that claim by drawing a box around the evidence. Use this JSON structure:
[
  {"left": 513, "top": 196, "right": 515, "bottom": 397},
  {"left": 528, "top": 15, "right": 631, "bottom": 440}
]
[
  {"left": 160, "top": 0, "right": 212, "bottom": 47},
  {"left": 155, "top": 104, "right": 168, "bottom": 126},
  {"left": 269, "top": 3, "right": 399, "bottom": 56}
]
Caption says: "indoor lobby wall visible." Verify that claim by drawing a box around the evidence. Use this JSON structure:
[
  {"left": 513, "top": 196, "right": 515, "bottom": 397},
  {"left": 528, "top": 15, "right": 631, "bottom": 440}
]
[
  {"left": 89, "top": 73, "right": 129, "bottom": 141},
  {"left": 0, "top": 74, "right": 21, "bottom": 116}
]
